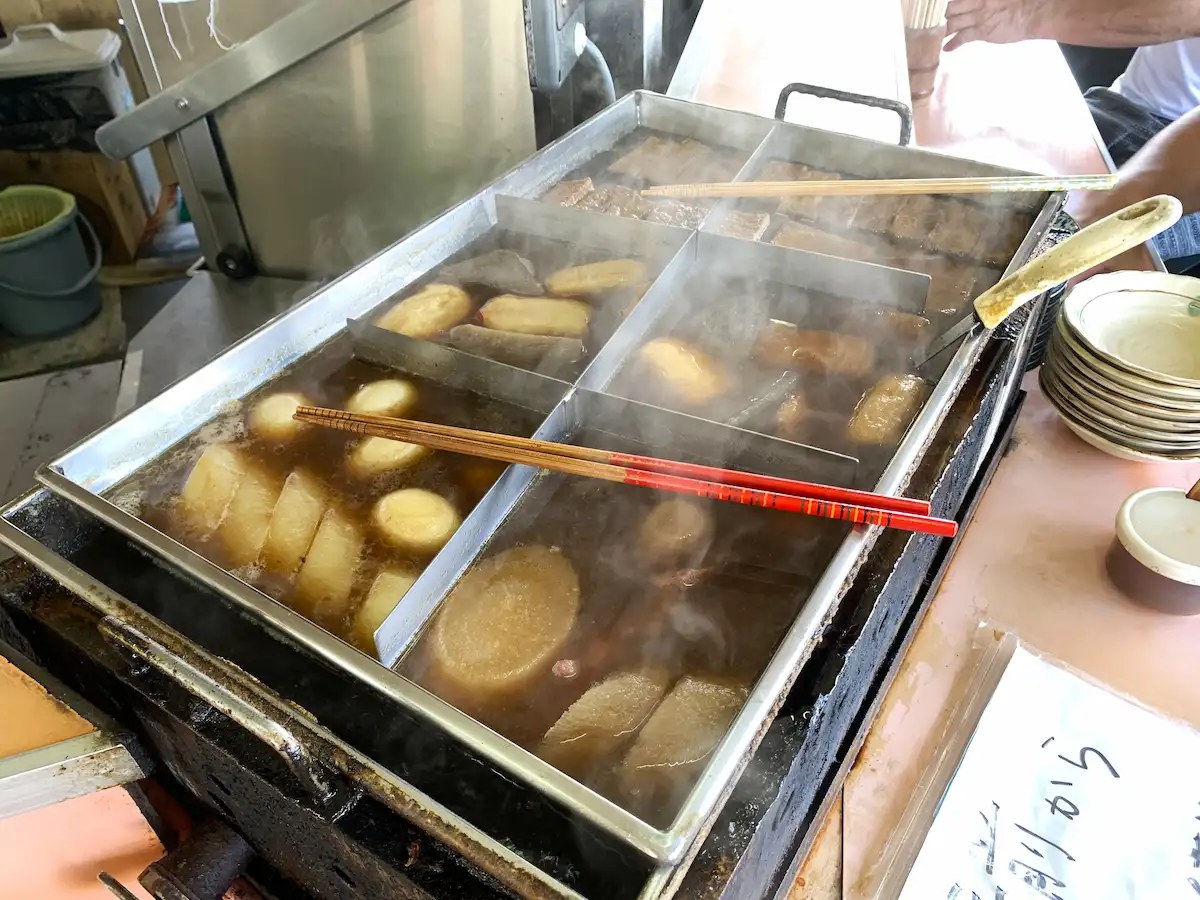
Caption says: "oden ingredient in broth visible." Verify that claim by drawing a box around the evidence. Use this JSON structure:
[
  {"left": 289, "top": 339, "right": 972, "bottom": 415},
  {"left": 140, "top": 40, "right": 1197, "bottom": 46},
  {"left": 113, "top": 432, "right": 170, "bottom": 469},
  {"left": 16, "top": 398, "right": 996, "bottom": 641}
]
[
  {"left": 429, "top": 545, "right": 580, "bottom": 702},
  {"left": 371, "top": 488, "right": 461, "bottom": 555},
  {"left": 176, "top": 444, "right": 250, "bottom": 536},
  {"left": 217, "top": 465, "right": 283, "bottom": 568},
  {"left": 636, "top": 498, "right": 714, "bottom": 569},
  {"left": 247, "top": 393, "right": 311, "bottom": 442},
  {"left": 537, "top": 671, "right": 669, "bottom": 779},
  {"left": 637, "top": 338, "right": 728, "bottom": 407},
  {"left": 354, "top": 568, "right": 419, "bottom": 653},
  {"left": 345, "top": 379, "right": 419, "bottom": 418},
  {"left": 377, "top": 284, "right": 472, "bottom": 338},
  {"left": 261, "top": 470, "right": 326, "bottom": 575},
  {"left": 296, "top": 509, "right": 364, "bottom": 623}
]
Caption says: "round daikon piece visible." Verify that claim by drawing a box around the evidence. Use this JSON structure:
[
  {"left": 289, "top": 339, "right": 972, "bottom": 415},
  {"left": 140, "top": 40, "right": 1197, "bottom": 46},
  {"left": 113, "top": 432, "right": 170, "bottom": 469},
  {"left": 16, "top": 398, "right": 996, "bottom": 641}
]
[
  {"left": 262, "top": 469, "right": 326, "bottom": 574},
  {"left": 248, "top": 392, "right": 311, "bottom": 442},
  {"left": 296, "top": 509, "right": 363, "bottom": 623},
  {"left": 429, "top": 545, "right": 580, "bottom": 699},
  {"left": 217, "top": 465, "right": 283, "bottom": 568},
  {"left": 372, "top": 489, "right": 461, "bottom": 555},
  {"left": 637, "top": 498, "right": 713, "bottom": 568},
  {"left": 353, "top": 567, "right": 419, "bottom": 655},
  {"left": 347, "top": 436, "right": 432, "bottom": 479},
  {"left": 176, "top": 444, "right": 250, "bottom": 537},
  {"left": 377, "top": 284, "right": 471, "bottom": 338},
  {"left": 538, "top": 671, "right": 668, "bottom": 778},
  {"left": 345, "top": 379, "right": 418, "bottom": 418}
]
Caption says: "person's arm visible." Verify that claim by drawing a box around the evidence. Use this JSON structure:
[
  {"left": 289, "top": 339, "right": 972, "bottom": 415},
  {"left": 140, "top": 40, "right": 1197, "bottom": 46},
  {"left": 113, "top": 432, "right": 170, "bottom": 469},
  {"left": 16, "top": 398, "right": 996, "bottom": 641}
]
[
  {"left": 1070, "top": 105, "right": 1200, "bottom": 273},
  {"left": 944, "top": 0, "right": 1200, "bottom": 51}
]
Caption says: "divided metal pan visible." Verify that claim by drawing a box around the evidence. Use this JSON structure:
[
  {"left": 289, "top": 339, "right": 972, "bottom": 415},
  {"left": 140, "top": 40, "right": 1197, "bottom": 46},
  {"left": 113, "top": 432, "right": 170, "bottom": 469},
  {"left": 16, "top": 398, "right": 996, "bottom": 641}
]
[{"left": 2, "top": 90, "right": 1064, "bottom": 893}]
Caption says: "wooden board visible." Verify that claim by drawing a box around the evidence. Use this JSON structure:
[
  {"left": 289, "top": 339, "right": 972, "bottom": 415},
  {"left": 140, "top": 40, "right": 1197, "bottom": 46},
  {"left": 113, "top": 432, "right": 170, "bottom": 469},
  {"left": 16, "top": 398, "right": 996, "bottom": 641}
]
[{"left": 0, "top": 653, "right": 93, "bottom": 758}]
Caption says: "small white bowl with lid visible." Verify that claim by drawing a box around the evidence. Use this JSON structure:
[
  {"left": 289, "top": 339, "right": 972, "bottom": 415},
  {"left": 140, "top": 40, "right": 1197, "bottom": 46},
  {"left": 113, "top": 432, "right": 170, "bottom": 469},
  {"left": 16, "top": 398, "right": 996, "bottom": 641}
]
[{"left": 1107, "top": 484, "right": 1200, "bottom": 614}]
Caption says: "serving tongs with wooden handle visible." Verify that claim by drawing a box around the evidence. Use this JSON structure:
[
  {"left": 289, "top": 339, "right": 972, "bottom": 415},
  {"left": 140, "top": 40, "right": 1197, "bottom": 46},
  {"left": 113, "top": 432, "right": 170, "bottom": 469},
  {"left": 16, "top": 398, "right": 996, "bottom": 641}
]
[{"left": 915, "top": 195, "right": 1183, "bottom": 368}]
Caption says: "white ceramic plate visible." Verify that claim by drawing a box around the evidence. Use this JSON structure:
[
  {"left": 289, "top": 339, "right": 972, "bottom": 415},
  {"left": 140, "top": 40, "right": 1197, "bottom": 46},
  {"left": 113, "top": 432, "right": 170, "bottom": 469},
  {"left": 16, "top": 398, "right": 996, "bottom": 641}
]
[
  {"left": 1041, "top": 364, "right": 1200, "bottom": 447},
  {"left": 1048, "top": 334, "right": 1200, "bottom": 422},
  {"left": 1063, "top": 272, "right": 1200, "bottom": 388},
  {"left": 1055, "top": 317, "right": 1200, "bottom": 403},
  {"left": 1048, "top": 357, "right": 1200, "bottom": 435},
  {"left": 1040, "top": 374, "right": 1200, "bottom": 463}
]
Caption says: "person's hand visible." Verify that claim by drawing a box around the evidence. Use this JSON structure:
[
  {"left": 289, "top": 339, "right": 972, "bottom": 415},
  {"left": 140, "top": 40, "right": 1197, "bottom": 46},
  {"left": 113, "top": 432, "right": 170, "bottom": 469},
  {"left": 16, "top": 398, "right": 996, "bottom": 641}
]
[{"left": 944, "top": 0, "right": 1045, "bottom": 51}]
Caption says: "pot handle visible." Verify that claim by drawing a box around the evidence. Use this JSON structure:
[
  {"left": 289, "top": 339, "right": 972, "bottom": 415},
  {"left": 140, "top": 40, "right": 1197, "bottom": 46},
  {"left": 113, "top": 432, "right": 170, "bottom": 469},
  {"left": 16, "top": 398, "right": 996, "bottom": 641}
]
[
  {"left": 774, "top": 82, "right": 914, "bottom": 146},
  {"left": 98, "top": 616, "right": 336, "bottom": 805}
]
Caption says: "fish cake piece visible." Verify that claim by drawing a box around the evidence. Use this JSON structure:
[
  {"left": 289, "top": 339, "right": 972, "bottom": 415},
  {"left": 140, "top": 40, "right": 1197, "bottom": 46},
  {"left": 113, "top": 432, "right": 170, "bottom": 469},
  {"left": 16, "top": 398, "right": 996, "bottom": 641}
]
[
  {"left": 850, "top": 195, "right": 905, "bottom": 235},
  {"left": 296, "top": 509, "right": 364, "bottom": 622},
  {"left": 574, "top": 183, "right": 654, "bottom": 219},
  {"left": 345, "top": 379, "right": 418, "bottom": 419},
  {"left": 480, "top": 295, "right": 591, "bottom": 338},
  {"left": 440, "top": 249, "right": 543, "bottom": 296},
  {"left": 447, "top": 324, "right": 584, "bottom": 375},
  {"left": 372, "top": 488, "right": 461, "bottom": 556},
  {"left": 428, "top": 546, "right": 580, "bottom": 701},
  {"left": 348, "top": 436, "right": 432, "bottom": 479},
  {"left": 717, "top": 211, "right": 771, "bottom": 241},
  {"left": 377, "top": 284, "right": 472, "bottom": 338},
  {"left": 538, "top": 671, "right": 669, "bottom": 779},
  {"left": 973, "top": 213, "right": 1035, "bottom": 267},
  {"left": 924, "top": 201, "right": 990, "bottom": 256},
  {"left": 847, "top": 374, "right": 931, "bottom": 446},
  {"left": 753, "top": 321, "right": 876, "bottom": 377},
  {"left": 772, "top": 220, "right": 890, "bottom": 263},
  {"left": 889, "top": 195, "right": 940, "bottom": 244},
  {"left": 262, "top": 469, "right": 326, "bottom": 575},
  {"left": 248, "top": 392, "right": 311, "bottom": 443},
  {"left": 636, "top": 338, "right": 729, "bottom": 407},
  {"left": 637, "top": 498, "right": 714, "bottom": 569},
  {"left": 544, "top": 177, "right": 594, "bottom": 207},
  {"left": 644, "top": 198, "right": 707, "bottom": 229},
  {"left": 177, "top": 444, "right": 250, "bottom": 537},
  {"left": 217, "top": 465, "right": 283, "bottom": 569},
  {"left": 354, "top": 567, "right": 419, "bottom": 655},
  {"left": 618, "top": 676, "right": 748, "bottom": 815},
  {"left": 545, "top": 259, "right": 648, "bottom": 297}
]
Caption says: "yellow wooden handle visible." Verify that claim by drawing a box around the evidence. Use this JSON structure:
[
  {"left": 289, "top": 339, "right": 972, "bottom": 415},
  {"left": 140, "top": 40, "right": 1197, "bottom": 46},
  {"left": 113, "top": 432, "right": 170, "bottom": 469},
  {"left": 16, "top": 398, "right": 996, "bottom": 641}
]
[{"left": 973, "top": 195, "right": 1183, "bottom": 329}]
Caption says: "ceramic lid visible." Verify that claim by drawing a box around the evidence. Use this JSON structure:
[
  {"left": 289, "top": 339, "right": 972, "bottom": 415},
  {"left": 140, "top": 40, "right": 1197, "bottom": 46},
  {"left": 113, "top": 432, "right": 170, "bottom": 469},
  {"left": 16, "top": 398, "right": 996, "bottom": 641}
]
[{"left": 1116, "top": 486, "right": 1200, "bottom": 585}]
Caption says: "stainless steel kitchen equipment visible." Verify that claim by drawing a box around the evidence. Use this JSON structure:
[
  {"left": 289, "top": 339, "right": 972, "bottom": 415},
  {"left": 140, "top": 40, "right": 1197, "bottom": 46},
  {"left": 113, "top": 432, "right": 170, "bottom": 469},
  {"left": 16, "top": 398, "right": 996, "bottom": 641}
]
[
  {"left": 2, "top": 91, "right": 1061, "bottom": 899},
  {"left": 100, "top": 0, "right": 698, "bottom": 282}
]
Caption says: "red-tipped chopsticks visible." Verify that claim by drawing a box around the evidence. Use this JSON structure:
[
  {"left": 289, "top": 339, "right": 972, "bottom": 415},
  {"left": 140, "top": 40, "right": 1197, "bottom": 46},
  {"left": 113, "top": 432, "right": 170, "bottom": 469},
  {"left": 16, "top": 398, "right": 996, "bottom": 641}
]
[{"left": 293, "top": 407, "right": 956, "bottom": 538}]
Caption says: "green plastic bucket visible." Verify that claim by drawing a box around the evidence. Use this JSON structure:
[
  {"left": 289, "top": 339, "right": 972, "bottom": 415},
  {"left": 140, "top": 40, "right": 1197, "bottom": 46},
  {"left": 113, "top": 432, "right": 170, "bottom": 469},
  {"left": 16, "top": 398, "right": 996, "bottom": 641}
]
[{"left": 0, "top": 185, "right": 102, "bottom": 338}]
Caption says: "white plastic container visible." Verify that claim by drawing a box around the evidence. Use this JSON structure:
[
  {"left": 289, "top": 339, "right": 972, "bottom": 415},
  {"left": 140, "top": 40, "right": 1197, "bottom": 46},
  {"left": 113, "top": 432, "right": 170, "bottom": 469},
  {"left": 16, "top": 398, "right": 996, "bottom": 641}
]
[{"left": 0, "top": 24, "right": 159, "bottom": 213}]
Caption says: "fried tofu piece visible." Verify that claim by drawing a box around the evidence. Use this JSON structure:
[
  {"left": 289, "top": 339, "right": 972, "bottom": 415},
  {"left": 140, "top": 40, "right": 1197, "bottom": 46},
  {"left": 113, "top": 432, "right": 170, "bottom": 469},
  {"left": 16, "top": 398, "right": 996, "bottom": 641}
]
[
  {"left": 538, "top": 671, "right": 670, "bottom": 779},
  {"left": 574, "top": 183, "right": 654, "bottom": 219},
  {"left": 847, "top": 374, "right": 931, "bottom": 445},
  {"left": 544, "top": 177, "right": 594, "bottom": 207},
  {"left": 850, "top": 195, "right": 905, "bottom": 235},
  {"left": 924, "top": 200, "right": 991, "bottom": 256},
  {"left": 753, "top": 321, "right": 876, "bottom": 377},
  {"left": 772, "top": 220, "right": 890, "bottom": 263},
  {"left": 922, "top": 259, "right": 983, "bottom": 321},
  {"left": 617, "top": 676, "right": 747, "bottom": 815},
  {"left": 775, "top": 392, "right": 811, "bottom": 442},
  {"left": 889, "top": 195, "right": 940, "bottom": 243},
  {"left": 644, "top": 198, "right": 707, "bottom": 229},
  {"left": 718, "top": 210, "right": 771, "bottom": 241},
  {"left": 777, "top": 170, "right": 841, "bottom": 220},
  {"left": 973, "top": 213, "right": 1035, "bottom": 267},
  {"left": 609, "top": 135, "right": 715, "bottom": 185}
]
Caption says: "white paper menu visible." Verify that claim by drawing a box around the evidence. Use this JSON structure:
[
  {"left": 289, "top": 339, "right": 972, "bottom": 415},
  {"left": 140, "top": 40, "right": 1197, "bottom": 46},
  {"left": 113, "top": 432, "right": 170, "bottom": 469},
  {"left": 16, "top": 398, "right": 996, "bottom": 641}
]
[{"left": 897, "top": 646, "right": 1200, "bottom": 900}]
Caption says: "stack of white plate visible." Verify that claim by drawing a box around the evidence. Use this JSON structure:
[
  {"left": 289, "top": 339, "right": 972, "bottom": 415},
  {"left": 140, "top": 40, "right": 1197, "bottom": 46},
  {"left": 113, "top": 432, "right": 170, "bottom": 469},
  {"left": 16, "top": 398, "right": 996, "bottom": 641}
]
[{"left": 1040, "top": 271, "right": 1200, "bottom": 462}]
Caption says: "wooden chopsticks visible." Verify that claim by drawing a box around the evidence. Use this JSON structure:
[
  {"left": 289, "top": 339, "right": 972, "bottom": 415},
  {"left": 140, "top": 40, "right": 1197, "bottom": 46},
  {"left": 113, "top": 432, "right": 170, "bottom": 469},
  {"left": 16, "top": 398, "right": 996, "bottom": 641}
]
[
  {"left": 294, "top": 407, "right": 957, "bottom": 538},
  {"left": 640, "top": 173, "right": 1117, "bottom": 200}
]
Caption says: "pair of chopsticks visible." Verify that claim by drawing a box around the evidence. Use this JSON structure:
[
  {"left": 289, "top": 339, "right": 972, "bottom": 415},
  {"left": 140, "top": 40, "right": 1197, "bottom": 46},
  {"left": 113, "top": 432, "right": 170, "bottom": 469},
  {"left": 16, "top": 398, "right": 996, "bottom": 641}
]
[
  {"left": 293, "top": 407, "right": 958, "bottom": 538},
  {"left": 640, "top": 173, "right": 1117, "bottom": 200}
]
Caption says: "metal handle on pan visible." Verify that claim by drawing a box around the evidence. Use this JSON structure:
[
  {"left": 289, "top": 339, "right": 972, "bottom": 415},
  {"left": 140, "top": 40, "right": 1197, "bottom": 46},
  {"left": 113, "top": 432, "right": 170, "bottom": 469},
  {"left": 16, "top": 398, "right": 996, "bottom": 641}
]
[
  {"left": 97, "top": 616, "right": 336, "bottom": 806},
  {"left": 774, "top": 82, "right": 914, "bottom": 146}
]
